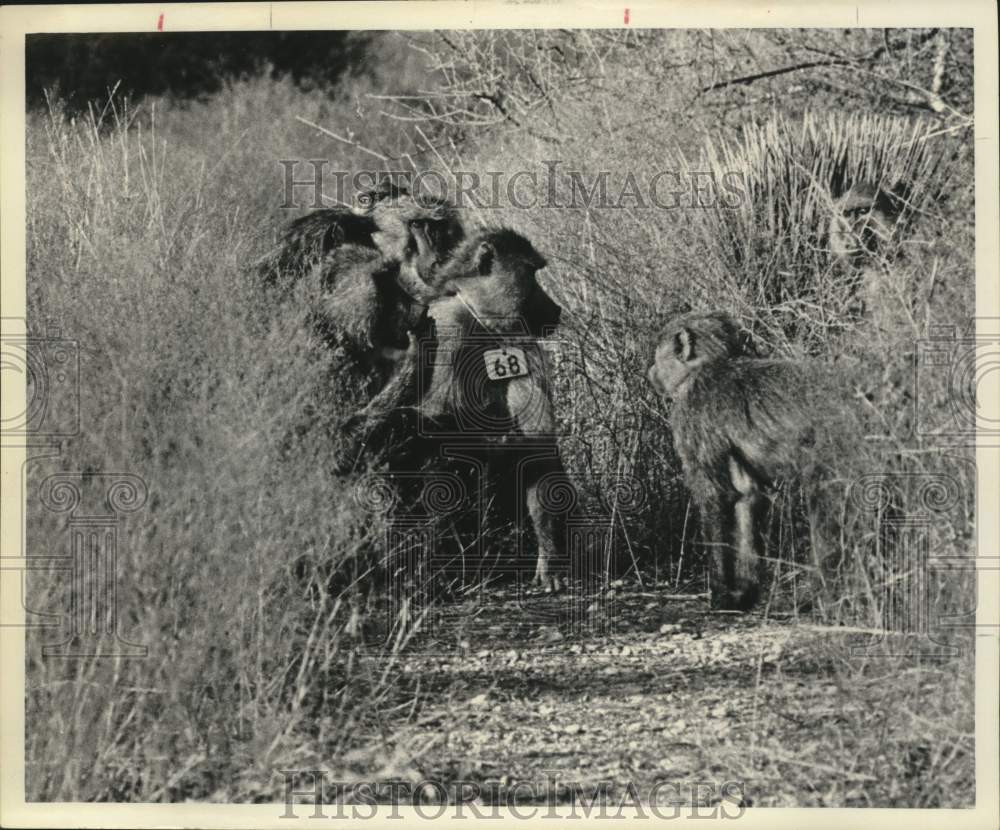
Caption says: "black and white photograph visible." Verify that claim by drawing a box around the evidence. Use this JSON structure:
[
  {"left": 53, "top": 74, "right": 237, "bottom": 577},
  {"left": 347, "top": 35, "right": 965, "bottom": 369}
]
[{"left": 1, "top": 2, "right": 998, "bottom": 825}]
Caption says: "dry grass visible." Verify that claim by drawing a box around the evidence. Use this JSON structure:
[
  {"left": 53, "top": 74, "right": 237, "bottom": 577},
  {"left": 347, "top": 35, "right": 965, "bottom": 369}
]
[{"left": 25, "top": 86, "right": 417, "bottom": 801}]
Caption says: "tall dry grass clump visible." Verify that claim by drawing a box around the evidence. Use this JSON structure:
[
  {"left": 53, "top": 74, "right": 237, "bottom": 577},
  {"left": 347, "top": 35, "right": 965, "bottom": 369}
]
[
  {"left": 682, "top": 112, "right": 963, "bottom": 348},
  {"left": 25, "top": 92, "right": 421, "bottom": 801}
]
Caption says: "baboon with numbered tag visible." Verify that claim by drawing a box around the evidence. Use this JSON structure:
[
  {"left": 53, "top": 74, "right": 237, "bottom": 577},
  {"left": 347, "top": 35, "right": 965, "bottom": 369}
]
[
  {"left": 648, "top": 311, "right": 846, "bottom": 611},
  {"left": 355, "top": 227, "right": 570, "bottom": 591}
]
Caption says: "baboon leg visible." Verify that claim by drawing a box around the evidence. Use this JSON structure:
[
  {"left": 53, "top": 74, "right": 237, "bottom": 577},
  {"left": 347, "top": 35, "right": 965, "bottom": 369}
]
[
  {"left": 420, "top": 300, "right": 467, "bottom": 421},
  {"left": 728, "top": 457, "right": 762, "bottom": 611},
  {"left": 525, "top": 469, "right": 568, "bottom": 593},
  {"left": 802, "top": 474, "right": 844, "bottom": 611},
  {"left": 731, "top": 493, "right": 762, "bottom": 610},
  {"left": 702, "top": 494, "right": 737, "bottom": 609}
]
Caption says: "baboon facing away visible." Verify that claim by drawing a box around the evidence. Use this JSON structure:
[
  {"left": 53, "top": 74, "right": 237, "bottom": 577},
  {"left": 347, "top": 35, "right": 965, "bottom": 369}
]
[
  {"left": 357, "top": 227, "right": 570, "bottom": 591},
  {"left": 648, "top": 311, "right": 847, "bottom": 610}
]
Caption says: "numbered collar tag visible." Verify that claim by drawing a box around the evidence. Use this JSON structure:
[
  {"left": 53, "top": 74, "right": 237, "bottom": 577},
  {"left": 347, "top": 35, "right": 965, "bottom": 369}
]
[{"left": 484, "top": 347, "right": 530, "bottom": 380}]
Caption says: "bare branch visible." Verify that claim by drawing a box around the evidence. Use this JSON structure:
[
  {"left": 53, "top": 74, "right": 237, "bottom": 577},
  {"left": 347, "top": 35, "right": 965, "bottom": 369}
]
[
  {"left": 294, "top": 116, "right": 389, "bottom": 162},
  {"left": 700, "top": 57, "right": 854, "bottom": 92}
]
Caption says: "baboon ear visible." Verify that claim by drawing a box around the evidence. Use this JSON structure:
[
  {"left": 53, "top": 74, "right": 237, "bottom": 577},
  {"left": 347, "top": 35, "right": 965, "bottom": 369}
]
[
  {"left": 675, "top": 328, "right": 695, "bottom": 363},
  {"left": 474, "top": 241, "right": 495, "bottom": 276}
]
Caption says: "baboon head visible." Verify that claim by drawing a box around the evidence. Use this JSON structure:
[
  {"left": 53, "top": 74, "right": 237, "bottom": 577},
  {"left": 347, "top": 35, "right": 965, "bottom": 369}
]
[
  {"left": 647, "top": 312, "right": 745, "bottom": 397},
  {"left": 431, "top": 228, "right": 561, "bottom": 337},
  {"left": 828, "top": 182, "right": 904, "bottom": 263},
  {"left": 352, "top": 180, "right": 463, "bottom": 266}
]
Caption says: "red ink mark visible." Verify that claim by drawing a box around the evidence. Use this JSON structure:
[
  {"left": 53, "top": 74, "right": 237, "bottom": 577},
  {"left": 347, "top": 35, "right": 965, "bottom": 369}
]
[
  {"left": 624, "top": 7, "right": 630, "bottom": 24},
  {"left": 156, "top": 13, "right": 164, "bottom": 31}
]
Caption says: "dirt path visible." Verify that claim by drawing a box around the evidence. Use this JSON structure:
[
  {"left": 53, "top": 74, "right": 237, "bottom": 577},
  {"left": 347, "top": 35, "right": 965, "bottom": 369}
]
[{"left": 349, "top": 580, "right": 974, "bottom": 809}]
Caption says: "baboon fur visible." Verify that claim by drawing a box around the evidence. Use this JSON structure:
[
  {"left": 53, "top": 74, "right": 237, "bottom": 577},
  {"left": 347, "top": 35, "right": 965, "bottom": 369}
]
[
  {"left": 255, "top": 208, "right": 380, "bottom": 282},
  {"left": 648, "top": 311, "right": 849, "bottom": 611}
]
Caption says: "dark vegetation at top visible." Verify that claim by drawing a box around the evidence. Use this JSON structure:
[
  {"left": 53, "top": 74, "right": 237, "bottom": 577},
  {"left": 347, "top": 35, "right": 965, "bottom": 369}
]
[{"left": 26, "top": 31, "right": 374, "bottom": 111}]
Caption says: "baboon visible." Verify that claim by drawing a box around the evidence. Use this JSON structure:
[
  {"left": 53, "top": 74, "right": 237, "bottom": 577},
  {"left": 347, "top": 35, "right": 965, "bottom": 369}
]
[
  {"left": 410, "top": 224, "right": 562, "bottom": 416},
  {"left": 322, "top": 187, "right": 463, "bottom": 392},
  {"left": 255, "top": 205, "right": 378, "bottom": 282},
  {"left": 254, "top": 183, "right": 462, "bottom": 474},
  {"left": 356, "top": 228, "right": 570, "bottom": 591},
  {"left": 648, "top": 311, "right": 844, "bottom": 611},
  {"left": 313, "top": 244, "right": 427, "bottom": 378},
  {"left": 828, "top": 182, "right": 908, "bottom": 329},
  {"left": 827, "top": 181, "right": 916, "bottom": 436}
]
